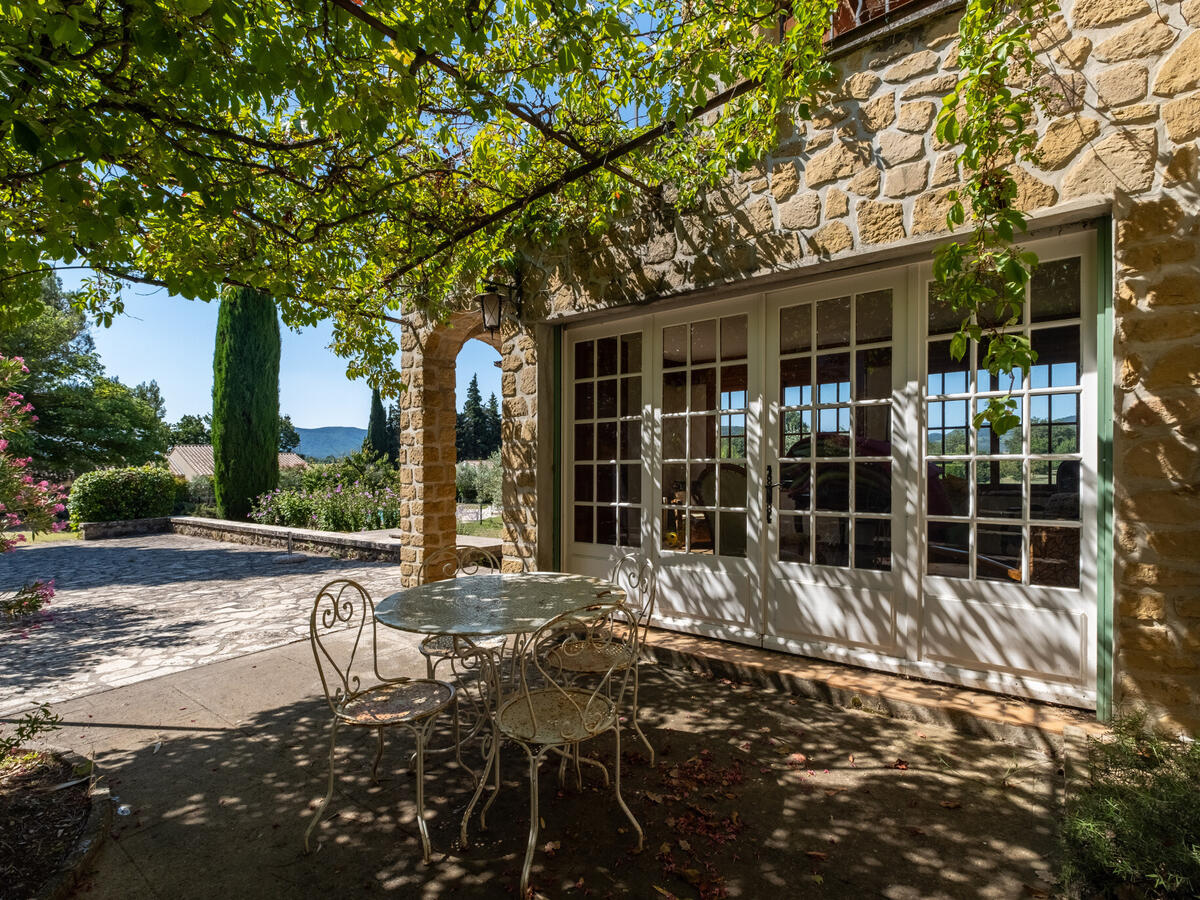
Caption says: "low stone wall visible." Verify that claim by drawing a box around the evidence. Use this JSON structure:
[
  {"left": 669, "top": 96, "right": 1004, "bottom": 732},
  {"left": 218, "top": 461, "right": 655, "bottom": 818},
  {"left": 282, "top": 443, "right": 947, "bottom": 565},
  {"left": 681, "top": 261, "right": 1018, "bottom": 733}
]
[
  {"left": 166, "top": 517, "right": 407, "bottom": 562},
  {"left": 78, "top": 518, "right": 171, "bottom": 540}
]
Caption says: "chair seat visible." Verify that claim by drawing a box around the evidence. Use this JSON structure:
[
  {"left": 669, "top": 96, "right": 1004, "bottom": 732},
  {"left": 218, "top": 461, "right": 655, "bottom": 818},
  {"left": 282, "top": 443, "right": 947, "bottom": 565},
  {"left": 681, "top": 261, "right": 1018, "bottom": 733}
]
[
  {"left": 419, "top": 632, "right": 507, "bottom": 658},
  {"left": 337, "top": 680, "right": 454, "bottom": 727},
  {"left": 497, "top": 689, "right": 616, "bottom": 745},
  {"left": 545, "top": 639, "right": 635, "bottom": 674}
]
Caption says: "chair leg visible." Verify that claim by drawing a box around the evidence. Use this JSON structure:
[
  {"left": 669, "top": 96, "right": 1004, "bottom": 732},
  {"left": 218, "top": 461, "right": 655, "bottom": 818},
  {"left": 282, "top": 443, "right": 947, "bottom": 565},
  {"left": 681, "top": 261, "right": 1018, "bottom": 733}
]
[
  {"left": 612, "top": 725, "right": 643, "bottom": 851},
  {"left": 519, "top": 745, "right": 543, "bottom": 898},
  {"left": 630, "top": 665, "right": 655, "bottom": 766},
  {"left": 480, "top": 736, "right": 503, "bottom": 828},
  {"left": 411, "top": 722, "right": 433, "bottom": 864},
  {"left": 460, "top": 727, "right": 498, "bottom": 847},
  {"left": 372, "top": 727, "right": 385, "bottom": 782},
  {"left": 305, "top": 717, "right": 341, "bottom": 853}
]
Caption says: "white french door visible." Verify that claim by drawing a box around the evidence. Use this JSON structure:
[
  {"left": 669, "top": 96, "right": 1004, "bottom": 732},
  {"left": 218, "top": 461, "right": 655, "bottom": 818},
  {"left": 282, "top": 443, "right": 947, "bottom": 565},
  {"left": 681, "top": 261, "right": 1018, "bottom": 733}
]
[{"left": 562, "top": 232, "right": 1099, "bottom": 707}]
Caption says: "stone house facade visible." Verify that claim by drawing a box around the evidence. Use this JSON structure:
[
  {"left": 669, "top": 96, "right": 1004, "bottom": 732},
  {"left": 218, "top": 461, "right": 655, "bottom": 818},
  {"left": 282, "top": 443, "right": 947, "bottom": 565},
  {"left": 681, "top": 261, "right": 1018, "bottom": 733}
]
[{"left": 395, "top": 0, "right": 1200, "bottom": 734}]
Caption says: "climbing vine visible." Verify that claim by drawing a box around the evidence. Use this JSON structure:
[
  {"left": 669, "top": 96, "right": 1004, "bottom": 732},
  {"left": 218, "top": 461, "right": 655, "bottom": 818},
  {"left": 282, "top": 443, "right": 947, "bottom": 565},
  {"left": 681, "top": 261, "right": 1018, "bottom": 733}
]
[{"left": 934, "top": 0, "right": 1059, "bottom": 433}]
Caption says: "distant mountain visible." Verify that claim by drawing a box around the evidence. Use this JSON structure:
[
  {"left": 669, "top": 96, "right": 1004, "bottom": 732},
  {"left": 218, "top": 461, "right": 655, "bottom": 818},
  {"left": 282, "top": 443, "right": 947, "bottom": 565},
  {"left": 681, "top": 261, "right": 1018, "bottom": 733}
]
[{"left": 295, "top": 426, "right": 366, "bottom": 459}]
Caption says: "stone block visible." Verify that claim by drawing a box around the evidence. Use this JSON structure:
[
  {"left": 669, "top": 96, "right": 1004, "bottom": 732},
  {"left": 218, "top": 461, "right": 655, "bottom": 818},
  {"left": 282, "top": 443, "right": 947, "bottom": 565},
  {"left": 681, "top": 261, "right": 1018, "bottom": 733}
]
[
  {"left": 878, "top": 131, "right": 925, "bottom": 166},
  {"left": 868, "top": 38, "right": 914, "bottom": 70},
  {"left": 1120, "top": 489, "right": 1200, "bottom": 526},
  {"left": 1093, "top": 16, "right": 1175, "bottom": 63},
  {"left": 811, "top": 104, "right": 852, "bottom": 130},
  {"left": 1039, "top": 71, "right": 1088, "bottom": 115},
  {"left": 911, "top": 188, "right": 957, "bottom": 235},
  {"left": 1164, "top": 93, "right": 1200, "bottom": 142},
  {"left": 771, "top": 161, "right": 800, "bottom": 203},
  {"left": 862, "top": 93, "right": 897, "bottom": 132},
  {"left": 846, "top": 71, "right": 881, "bottom": 101},
  {"left": 1121, "top": 308, "right": 1200, "bottom": 343},
  {"left": 1118, "top": 235, "right": 1200, "bottom": 272},
  {"left": 825, "top": 188, "right": 849, "bottom": 218},
  {"left": 884, "top": 160, "right": 929, "bottom": 198},
  {"left": 1062, "top": 128, "right": 1157, "bottom": 197},
  {"left": 805, "top": 142, "right": 866, "bottom": 188},
  {"left": 900, "top": 74, "right": 959, "bottom": 100},
  {"left": 856, "top": 200, "right": 906, "bottom": 245},
  {"left": 1053, "top": 36, "right": 1092, "bottom": 68},
  {"left": 1111, "top": 103, "right": 1159, "bottom": 123},
  {"left": 931, "top": 152, "right": 959, "bottom": 187},
  {"left": 1012, "top": 167, "right": 1059, "bottom": 211},
  {"left": 1145, "top": 344, "right": 1200, "bottom": 391},
  {"left": 885, "top": 50, "right": 940, "bottom": 83},
  {"left": 1035, "top": 115, "right": 1101, "bottom": 170},
  {"left": 1153, "top": 31, "right": 1200, "bottom": 96},
  {"left": 811, "top": 221, "right": 853, "bottom": 255},
  {"left": 1072, "top": 0, "right": 1150, "bottom": 28},
  {"left": 1118, "top": 593, "right": 1166, "bottom": 620},
  {"left": 1164, "top": 143, "right": 1200, "bottom": 186},
  {"left": 1095, "top": 62, "right": 1148, "bottom": 108},
  {"left": 778, "top": 193, "right": 821, "bottom": 230},
  {"left": 848, "top": 166, "right": 881, "bottom": 197},
  {"left": 746, "top": 197, "right": 775, "bottom": 234},
  {"left": 898, "top": 101, "right": 936, "bottom": 133},
  {"left": 1185, "top": 0, "right": 1200, "bottom": 25},
  {"left": 1119, "top": 195, "right": 1185, "bottom": 245}
]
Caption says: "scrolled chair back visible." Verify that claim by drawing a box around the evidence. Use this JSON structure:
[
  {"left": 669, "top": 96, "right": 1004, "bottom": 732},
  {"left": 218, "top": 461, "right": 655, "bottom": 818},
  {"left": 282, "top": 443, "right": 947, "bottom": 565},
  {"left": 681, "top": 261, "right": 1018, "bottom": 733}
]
[
  {"left": 309, "top": 579, "right": 386, "bottom": 715},
  {"left": 508, "top": 602, "right": 638, "bottom": 744},
  {"left": 608, "top": 554, "right": 657, "bottom": 644},
  {"left": 419, "top": 545, "right": 501, "bottom": 584}
]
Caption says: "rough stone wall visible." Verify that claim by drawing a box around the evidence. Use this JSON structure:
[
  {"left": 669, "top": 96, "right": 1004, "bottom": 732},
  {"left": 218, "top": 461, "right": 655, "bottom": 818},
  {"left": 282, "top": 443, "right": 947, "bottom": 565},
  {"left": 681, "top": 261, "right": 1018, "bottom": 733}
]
[
  {"left": 499, "top": 327, "right": 540, "bottom": 571},
  {"left": 504, "top": 0, "right": 1200, "bottom": 730}
]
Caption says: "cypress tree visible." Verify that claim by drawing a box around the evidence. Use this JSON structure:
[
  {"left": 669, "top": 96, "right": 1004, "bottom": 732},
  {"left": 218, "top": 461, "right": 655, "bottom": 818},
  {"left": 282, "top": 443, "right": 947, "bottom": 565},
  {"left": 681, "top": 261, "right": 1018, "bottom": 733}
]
[
  {"left": 458, "top": 374, "right": 487, "bottom": 460},
  {"left": 364, "top": 388, "right": 389, "bottom": 459},
  {"left": 485, "top": 392, "right": 502, "bottom": 457},
  {"left": 212, "top": 287, "right": 281, "bottom": 520}
]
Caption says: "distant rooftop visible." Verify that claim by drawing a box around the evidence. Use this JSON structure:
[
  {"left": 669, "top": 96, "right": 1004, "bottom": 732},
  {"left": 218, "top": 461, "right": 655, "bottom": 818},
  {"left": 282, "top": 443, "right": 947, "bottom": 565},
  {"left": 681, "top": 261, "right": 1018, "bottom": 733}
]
[{"left": 167, "top": 444, "right": 307, "bottom": 478}]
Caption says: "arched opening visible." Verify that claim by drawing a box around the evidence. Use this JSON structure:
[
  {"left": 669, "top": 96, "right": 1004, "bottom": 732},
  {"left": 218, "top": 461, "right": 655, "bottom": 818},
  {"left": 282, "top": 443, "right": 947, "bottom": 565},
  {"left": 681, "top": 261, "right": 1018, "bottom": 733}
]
[{"left": 454, "top": 337, "right": 503, "bottom": 549}]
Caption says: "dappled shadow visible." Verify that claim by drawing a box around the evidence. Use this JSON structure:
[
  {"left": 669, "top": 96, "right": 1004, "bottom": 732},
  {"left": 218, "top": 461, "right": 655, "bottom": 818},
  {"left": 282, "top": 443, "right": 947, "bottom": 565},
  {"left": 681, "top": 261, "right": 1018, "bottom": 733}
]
[{"left": 61, "top": 665, "right": 1061, "bottom": 899}]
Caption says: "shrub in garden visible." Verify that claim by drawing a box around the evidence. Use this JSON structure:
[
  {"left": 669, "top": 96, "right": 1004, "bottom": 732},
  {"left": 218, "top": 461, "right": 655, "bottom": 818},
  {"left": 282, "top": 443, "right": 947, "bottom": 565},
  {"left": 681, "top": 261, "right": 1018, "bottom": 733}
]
[
  {"left": 251, "top": 481, "right": 404, "bottom": 532},
  {"left": 67, "top": 465, "right": 176, "bottom": 527},
  {"left": 1060, "top": 712, "right": 1200, "bottom": 898}
]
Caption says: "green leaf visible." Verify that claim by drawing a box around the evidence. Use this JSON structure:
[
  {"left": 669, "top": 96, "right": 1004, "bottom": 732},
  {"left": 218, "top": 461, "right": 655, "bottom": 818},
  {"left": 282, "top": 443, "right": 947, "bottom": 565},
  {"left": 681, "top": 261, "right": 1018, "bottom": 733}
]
[{"left": 11, "top": 119, "right": 41, "bottom": 155}]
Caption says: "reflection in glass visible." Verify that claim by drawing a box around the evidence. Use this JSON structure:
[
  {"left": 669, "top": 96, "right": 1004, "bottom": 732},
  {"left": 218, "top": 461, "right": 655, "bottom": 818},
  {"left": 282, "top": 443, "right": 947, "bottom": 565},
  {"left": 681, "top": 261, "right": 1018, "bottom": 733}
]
[
  {"left": 574, "top": 506, "right": 593, "bottom": 543},
  {"left": 596, "top": 421, "right": 617, "bottom": 460},
  {"left": 574, "top": 465, "right": 593, "bottom": 502},
  {"left": 620, "top": 333, "right": 642, "bottom": 374},
  {"left": 927, "top": 284, "right": 961, "bottom": 335},
  {"left": 779, "top": 514, "right": 810, "bottom": 563},
  {"left": 575, "top": 340, "right": 594, "bottom": 380},
  {"left": 1031, "top": 257, "right": 1081, "bottom": 323},
  {"left": 620, "top": 464, "right": 642, "bottom": 504},
  {"left": 1036, "top": 460, "right": 1080, "bottom": 521},
  {"left": 976, "top": 400, "right": 1023, "bottom": 455},
  {"left": 691, "top": 367, "right": 717, "bottom": 411},
  {"left": 781, "top": 357, "right": 812, "bottom": 406},
  {"left": 814, "top": 516, "right": 849, "bottom": 567},
  {"left": 620, "top": 421, "right": 641, "bottom": 460},
  {"left": 718, "top": 463, "right": 748, "bottom": 507},
  {"left": 596, "top": 464, "right": 616, "bottom": 503},
  {"left": 816, "top": 406, "right": 851, "bottom": 457},
  {"left": 620, "top": 376, "right": 642, "bottom": 418},
  {"left": 928, "top": 461, "right": 969, "bottom": 517},
  {"left": 721, "top": 365, "right": 748, "bottom": 409},
  {"left": 815, "top": 463, "right": 850, "bottom": 511},
  {"left": 691, "top": 320, "right": 717, "bottom": 365},
  {"left": 597, "top": 379, "right": 618, "bottom": 418},
  {"left": 721, "top": 316, "right": 749, "bottom": 360},
  {"left": 690, "top": 462, "right": 717, "bottom": 506},
  {"left": 689, "top": 414, "right": 716, "bottom": 458},
  {"left": 856, "top": 290, "right": 893, "bottom": 343},
  {"left": 597, "top": 336, "right": 618, "bottom": 377},
  {"left": 1031, "top": 394, "right": 1079, "bottom": 455},
  {"left": 855, "top": 518, "right": 891, "bottom": 571},
  {"left": 574, "top": 381, "right": 593, "bottom": 419},
  {"left": 663, "top": 371, "right": 687, "bottom": 414},
  {"left": 976, "top": 459, "right": 1023, "bottom": 519},
  {"left": 663, "top": 417, "right": 686, "bottom": 459},
  {"left": 1031, "top": 326, "right": 1080, "bottom": 388},
  {"left": 619, "top": 507, "right": 642, "bottom": 548},
  {"left": 780, "top": 304, "right": 811, "bottom": 354},
  {"left": 595, "top": 505, "right": 617, "bottom": 545},
  {"left": 856, "top": 347, "right": 892, "bottom": 400},
  {"left": 662, "top": 463, "right": 687, "bottom": 504},
  {"left": 1031, "top": 525, "right": 1079, "bottom": 587},
  {"left": 855, "top": 462, "right": 891, "bottom": 514},
  {"left": 928, "top": 339, "right": 969, "bottom": 395},
  {"left": 574, "top": 423, "right": 593, "bottom": 461},
  {"left": 663, "top": 325, "right": 687, "bottom": 368},
  {"left": 720, "top": 414, "right": 746, "bottom": 459},
  {"left": 927, "top": 400, "right": 968, "bottom": 456},
  {"left": 978, "top": 338, "right": 1023, "bottom": 393},
  {"left": 817, "top": 353, "right": 851, "bottom": 404},
  {"left": 977, "top": 523, "right": 1022, "bottom": 582},
  {"left": 856, "top": 406, "right": 891, "bottom": 448},
  {"left": 662, "top": 511, "right": 684, "bottom": 550},
  {"left": 928, "top": 521, "right": 970, "bottom": 578},
  {"left": 817, "top": 296, "right": 851, "bottom": 349},
  {"left": 688, "top": 511, "right": 715, "bottom": 554},
  {"left": 719, "top": 511, "right": 747, "bottom": 558},
  {"left": 780, "top": 462, "right": 811, "bottom": 512}
]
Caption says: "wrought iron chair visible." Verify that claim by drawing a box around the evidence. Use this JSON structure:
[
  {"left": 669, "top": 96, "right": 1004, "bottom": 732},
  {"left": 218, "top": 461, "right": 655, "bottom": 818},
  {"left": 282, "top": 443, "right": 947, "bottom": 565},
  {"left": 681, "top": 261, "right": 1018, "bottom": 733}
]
[
  {"left": 305, "top": 579, "right": 455, "bottom": 860},
  {"left": 543, "top": 554, "right": 658, "bottom": 763},
  {"left": 462, "top": 602, "right": 643, "bottom": 895},
  {"left": 416, "top": 545, "right": 506, "bottom": 676}
]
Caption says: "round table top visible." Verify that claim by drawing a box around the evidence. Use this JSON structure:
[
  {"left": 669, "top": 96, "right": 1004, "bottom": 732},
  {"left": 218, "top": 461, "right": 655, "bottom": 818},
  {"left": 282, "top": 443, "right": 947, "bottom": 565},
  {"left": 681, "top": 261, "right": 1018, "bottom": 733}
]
[{"left": 374, "top": 572, "right": 623, "bottom": 636}]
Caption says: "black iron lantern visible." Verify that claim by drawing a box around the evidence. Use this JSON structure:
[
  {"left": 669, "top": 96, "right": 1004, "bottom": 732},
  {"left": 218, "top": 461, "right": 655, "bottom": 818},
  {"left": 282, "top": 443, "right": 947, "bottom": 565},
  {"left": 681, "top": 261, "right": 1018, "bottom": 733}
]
[{"left": 476, "top": 274, "right": 522, "bottom": 336}]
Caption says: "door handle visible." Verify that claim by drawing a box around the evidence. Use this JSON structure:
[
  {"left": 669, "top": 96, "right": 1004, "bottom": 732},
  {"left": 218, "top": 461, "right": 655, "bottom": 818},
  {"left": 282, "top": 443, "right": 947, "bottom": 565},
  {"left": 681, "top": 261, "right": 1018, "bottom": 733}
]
[{"left": 765, "top": 465, "right": 779, "bottom": 525}]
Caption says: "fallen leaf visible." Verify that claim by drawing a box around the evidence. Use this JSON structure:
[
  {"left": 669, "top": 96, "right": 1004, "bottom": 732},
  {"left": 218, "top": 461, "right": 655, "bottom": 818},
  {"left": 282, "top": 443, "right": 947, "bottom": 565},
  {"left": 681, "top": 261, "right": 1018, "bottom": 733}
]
[
  {"left": 939, "top": 800, "right": 962, "bottom": 809},
  {"left": 823, "top": 789, "right": 845, "bottom": 797},
  {"left": 677, "top": 839, "right": 691, "bottom": 852},
  {"left": 645, "top": 791, "right": 664, "bottom": 804},
  {"left": 543, "top": 840, "right": 560, "bottom": 856},
  {"left": 805, "top": 851, "right": 828, "bottom": 861},
  {"left": 891, "top": 758, "right": 909, "bottom": 770},
  {"left": 652, "top": 888, "right": 676, "bottom": 899}
]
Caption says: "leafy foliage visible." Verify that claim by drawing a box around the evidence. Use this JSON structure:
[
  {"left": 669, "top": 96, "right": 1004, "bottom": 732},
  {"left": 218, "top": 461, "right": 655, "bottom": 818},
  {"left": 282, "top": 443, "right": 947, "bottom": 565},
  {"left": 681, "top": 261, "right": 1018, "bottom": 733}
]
[
  {"left": 211, "top": 287, "right": 280, "bottom": 520},
  {"left": 251, "top": 481, "right": 404, "bottom": 532},
  {"left": 456, "top": 450, "right": 501, "bottom": 505},
  {"left": 0, "top": 705, "right": 61, "bottom": 758},
  {"left": 66, "top": 464, "right": 176, "bottom": 527},
  {"left": 168, "top": 414, "right": 212, "bottom": 445},
  {"left": 278, "top": 414, "right": 300, "bottom": 453},
  {"left": 0, "top": 277, "right": 168, "bottom": 476},
  {"left": 933, "top": 0, "right": 1057, "bottom": 434},
  {"left": 1061, "top": 713, "right": 1200, "bottom": 898},
  {"left": 0, "top": 0, "right": 837, "bottom": 389}
]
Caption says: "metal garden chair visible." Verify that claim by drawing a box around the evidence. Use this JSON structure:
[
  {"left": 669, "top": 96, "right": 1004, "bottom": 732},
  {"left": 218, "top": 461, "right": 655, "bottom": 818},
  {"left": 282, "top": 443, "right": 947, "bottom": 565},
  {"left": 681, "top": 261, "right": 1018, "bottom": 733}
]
[{"left": 305, "top": 579, "right": 455, "bottom": 861}]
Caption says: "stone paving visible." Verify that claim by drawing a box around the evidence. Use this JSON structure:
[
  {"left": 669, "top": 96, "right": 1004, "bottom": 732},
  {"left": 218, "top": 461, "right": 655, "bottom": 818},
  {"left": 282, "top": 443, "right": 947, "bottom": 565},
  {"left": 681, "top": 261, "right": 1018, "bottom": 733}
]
[{"left": 0, "top": 534, "right": 409, "bottom": 716}]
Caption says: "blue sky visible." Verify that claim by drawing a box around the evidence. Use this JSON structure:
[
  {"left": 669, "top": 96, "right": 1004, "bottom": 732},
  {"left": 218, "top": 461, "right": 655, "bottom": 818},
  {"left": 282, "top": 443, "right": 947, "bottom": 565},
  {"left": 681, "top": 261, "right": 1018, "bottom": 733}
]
[{"left": 57, "top": 272, "right": 502, "bottom": 428}]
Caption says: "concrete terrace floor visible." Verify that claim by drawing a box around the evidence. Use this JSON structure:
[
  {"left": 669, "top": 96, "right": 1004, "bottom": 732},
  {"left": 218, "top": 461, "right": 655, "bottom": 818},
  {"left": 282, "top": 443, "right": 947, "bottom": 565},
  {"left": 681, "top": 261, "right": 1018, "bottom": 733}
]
[{"left": 1, "top": 536, "right": 1065, "bottom": 899}]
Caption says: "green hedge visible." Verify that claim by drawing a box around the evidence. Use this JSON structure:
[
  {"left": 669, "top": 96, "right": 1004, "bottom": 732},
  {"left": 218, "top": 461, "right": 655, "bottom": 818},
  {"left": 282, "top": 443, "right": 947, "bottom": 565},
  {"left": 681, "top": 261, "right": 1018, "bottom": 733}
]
[{"left": 68, "top": 465, "right": 178, "bottom": 528}]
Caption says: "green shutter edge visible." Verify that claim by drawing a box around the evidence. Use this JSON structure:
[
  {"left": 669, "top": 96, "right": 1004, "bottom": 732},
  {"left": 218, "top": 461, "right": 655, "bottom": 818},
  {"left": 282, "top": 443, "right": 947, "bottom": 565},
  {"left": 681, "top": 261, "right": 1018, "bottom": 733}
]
[
  {"left": 552, "top": 324, "right": 564, "bottom": 572},
  {"left": 1096, "top": 219, "right": 1115, "bottom": 722}
]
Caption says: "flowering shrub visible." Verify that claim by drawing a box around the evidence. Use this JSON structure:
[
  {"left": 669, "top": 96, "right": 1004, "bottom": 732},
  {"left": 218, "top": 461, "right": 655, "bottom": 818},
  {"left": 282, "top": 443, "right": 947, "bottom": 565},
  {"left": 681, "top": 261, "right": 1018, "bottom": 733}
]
[
  {"left": 1, "top": 355, "right": 67, "bottom": 619},
  {"left": 251, "top": 480, "right": 404, "bottom": 532},
  {"left": 67, "top": 465, "right": 177, "bottom": 528}
]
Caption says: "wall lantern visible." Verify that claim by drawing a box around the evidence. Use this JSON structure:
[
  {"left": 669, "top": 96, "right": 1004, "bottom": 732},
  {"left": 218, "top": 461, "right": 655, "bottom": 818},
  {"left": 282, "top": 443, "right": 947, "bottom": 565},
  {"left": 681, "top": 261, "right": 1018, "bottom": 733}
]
[{"left": 477, "top": 273, "right": 522, "bottom": 336}]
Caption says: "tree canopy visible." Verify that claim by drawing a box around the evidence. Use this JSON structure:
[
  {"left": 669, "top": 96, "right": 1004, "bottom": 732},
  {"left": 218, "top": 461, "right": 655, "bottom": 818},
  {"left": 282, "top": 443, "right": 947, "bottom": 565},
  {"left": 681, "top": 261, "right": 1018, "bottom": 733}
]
[{"left": 1, "top": 0, "right": 836, "bottom": 389}]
